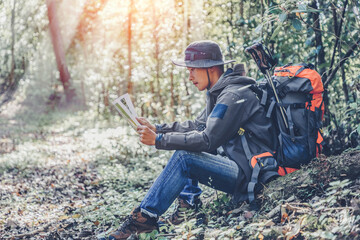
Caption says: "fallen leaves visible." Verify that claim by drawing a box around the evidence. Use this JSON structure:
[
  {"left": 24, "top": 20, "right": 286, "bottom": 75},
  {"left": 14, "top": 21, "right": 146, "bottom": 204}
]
[
  {"left": 281, "top": 212, "right": 289, "bottom": 223},
  {"left": 283, "top": 216, "right": 305, "bottom": 240},
  {"left": 1, "top": 110, "right": 359, "bottom": 239},
  {"left": 58, "top": 215, "right": 69, "bottom": 221}
]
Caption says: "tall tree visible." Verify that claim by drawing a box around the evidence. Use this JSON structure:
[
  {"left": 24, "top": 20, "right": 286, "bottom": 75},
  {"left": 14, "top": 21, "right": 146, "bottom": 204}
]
[
  {"left": 9, "top": 0, "right": 15, "bottom": 88},
  {"left": 0, "top": 0, "right": 17, "bottom": 106},
  {"left": 181, "top": 0, "right": 191, "bottom": 117},
  {"left": 46, "top": 0, "right": 75, "bottom": 103},
  {"left": 151, "top": 0, "right": 163, "bottom": 109},
  {"left": 309, "top": 0, "right": 329, "bottom": 124},
  {"left": 127, "top": 0, "right": 134, "bottom": 96},
  {"left": 68, "top": 0, "right": 109, "bottom": 51}
]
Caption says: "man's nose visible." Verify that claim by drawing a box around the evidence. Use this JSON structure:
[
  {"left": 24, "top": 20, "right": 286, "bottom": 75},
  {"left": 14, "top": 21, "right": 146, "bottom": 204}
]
[{"left": 188, "top": 72, "right": 193, "bottom": 81}]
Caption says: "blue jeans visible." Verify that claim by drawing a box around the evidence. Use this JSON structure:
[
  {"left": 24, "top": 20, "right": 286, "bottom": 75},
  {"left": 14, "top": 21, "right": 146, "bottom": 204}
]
[
  {"left": 139, "top": 150, "right": 239, "bottom": 218},
  {"left": 178, "top": 179, "right": 202, "bottom": 206}
]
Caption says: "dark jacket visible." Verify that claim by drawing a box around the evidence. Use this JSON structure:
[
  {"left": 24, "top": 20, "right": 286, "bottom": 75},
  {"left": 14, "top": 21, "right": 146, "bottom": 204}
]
[{"left": 155, "top": 64, "right": 277, "bottom": 201}]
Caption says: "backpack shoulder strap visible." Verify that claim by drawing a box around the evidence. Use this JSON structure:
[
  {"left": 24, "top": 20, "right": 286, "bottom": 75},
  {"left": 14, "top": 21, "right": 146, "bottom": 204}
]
[
  {"left": 239, "top": 129, "right": 278, "bottom": 203},
  {"left": 249, "top": 84, "right": 269, "bottom": 108}
]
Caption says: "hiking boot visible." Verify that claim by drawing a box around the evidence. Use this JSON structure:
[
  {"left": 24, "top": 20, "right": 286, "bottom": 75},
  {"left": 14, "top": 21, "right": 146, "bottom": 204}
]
[
  {"left": 160, "top": 198, "right": 202, "bottom": 225},
  {"left": 109, "top": 207, "right": 158, "bottom": 240}
]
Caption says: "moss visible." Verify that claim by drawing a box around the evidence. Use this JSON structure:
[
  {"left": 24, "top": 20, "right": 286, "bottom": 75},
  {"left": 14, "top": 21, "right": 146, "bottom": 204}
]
[{"left": 260, "top": 149, "right": 360, "bottom": 215}]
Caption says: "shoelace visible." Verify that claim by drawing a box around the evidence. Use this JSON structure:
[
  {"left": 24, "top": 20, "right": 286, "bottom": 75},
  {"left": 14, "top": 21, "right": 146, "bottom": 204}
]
[{"left": 118, "top": 215, "right": 134, "bottom": 233}]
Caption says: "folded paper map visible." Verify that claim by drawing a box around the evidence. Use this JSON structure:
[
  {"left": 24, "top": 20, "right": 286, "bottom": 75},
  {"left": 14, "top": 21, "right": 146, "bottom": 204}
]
[{"left": 112, "top": 93, "right": 140, "bottom": 130}]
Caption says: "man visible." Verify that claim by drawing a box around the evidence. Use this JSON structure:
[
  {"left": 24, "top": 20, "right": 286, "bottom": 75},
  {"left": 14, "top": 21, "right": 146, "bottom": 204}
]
[{"left": 107, "top": 40, "right": 277, "bottom": 239}]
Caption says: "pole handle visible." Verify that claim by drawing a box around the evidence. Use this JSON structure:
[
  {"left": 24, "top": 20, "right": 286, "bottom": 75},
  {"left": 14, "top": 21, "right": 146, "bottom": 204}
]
[{"left": 245, "top": 43, "right": 277, "bottom": 74}]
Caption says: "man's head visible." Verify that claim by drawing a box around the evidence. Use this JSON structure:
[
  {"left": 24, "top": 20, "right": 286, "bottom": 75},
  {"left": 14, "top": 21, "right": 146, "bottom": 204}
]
[
  {"left": 172, "top": 40, "right": 235, "bottom": 91},
  {"left": 186, "top": 66, "right": 223, "bottom": 91}
]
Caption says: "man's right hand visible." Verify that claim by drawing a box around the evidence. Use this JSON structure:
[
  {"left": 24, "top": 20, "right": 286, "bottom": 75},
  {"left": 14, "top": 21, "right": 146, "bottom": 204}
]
[{"left": 136, "top": 117, "right": 156, "bottom": 132}]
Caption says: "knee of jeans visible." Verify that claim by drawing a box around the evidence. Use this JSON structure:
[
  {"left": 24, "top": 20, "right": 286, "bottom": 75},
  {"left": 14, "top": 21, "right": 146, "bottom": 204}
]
[
  {"left": 172, "top": 150, "right": 189, "bottom": 160},
  {"left": 171, "top": 150, "right": 191, "bottom": 176}
]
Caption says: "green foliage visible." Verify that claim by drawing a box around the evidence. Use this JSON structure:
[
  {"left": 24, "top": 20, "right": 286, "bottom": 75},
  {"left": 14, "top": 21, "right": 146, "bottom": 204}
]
[
  {"left": 0, "top": 0, "right": 360, "bottom": 238},
  {"left": 1, "top": 102, "right": 360, "bottom": 239},
  {"left": 324, "top": 73, "right": 360, "bottom": 154},
  {"left": 0, "top": 0, "right": 357, "bottom": 156},
  {"left": 0, "top": 109, "right": 173, "bottom": 238},
  {"left": 138, "top": 230, "right": 159, "bottom": 240},
  {"left": 0, "top": 0, "right": 47, "bottom": 105},
  {"left": 291, "top": 18, "right": 302, "bottom": 31},
  {"left": 245, "top": 0, "right": 360, "bottom": 155}
]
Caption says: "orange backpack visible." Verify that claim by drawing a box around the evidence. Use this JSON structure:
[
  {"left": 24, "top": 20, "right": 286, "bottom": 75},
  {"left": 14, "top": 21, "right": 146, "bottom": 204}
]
[
  {"left": 242, "top": 63, "right": 325, "bottom": 204},
  {"left": 266, "top": 63, "right": 324, "bottom": 175}
]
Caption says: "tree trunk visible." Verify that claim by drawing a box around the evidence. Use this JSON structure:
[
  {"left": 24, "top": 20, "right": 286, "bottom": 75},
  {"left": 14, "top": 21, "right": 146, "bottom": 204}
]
[
  {"left": 239, "top": 0, "right": 244, "bottom": 19},
  {"left": 46, "top": 0, "right": 75, "bottom": 103},
  {"left": 180, "top": 0, "right": 191, "bottom": 117},
  {"left": 341, "top": 65, "right": 349, "bottom": 103},
  {"left": 339, "top": 40, "right": 350, "bottom": 103},
  {"left": 103, "top": 83, "right": 109, "bottom": 107},
  {"left": 0, "top": 0, "right": 17, "bottom": 106},
  {"left": 310, "top": 0, "right": 328, "bottom": 125},
  {"left": 184, "top": 0, "right": 190, "bottom": 45},
  {"left": 261, "top": 0, "right": 264, "bottom": 37},
  {"left": 310, "top": 0, "right": 326, "bottom": 77},
  {"left": 151, "top": 0, "right": 163, "bottom": 107},
  {"left": 9, "top": 0, "right": 15, "bottom": 88},
  {"left": 227, "top": 1, "right": 235, "bottom": 68},
  {"left": 226, "top": 36, "right": 233, "bottom": 62},
  {"left": 127, "top": 0, "right": 134, "bottom": 96},
  {"left": 80, "top": 80, "right": 86, "bottom": 108},
  {"left": 328, "top": 0, "right": 348, "bottom": 79},
  {"left": 68, "top": 0, "right": 111, "bottom": 107},
  {"left": 68, "top": 0, "right": 109, "bottom": 51}
]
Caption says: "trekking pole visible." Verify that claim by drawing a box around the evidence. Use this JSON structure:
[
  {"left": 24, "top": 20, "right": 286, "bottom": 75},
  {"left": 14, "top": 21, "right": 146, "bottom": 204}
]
[{"left": 245, "top": 43, "right": 289, "bottom": 129}]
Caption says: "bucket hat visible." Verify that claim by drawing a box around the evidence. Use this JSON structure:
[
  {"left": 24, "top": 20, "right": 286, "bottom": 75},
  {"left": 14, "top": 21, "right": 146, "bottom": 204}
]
[{"left": 172, "top": 40, "right": 235, "bottom": 68}]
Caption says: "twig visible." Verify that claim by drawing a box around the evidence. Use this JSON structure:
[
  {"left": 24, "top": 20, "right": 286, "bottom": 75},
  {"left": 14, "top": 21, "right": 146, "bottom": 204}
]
[
  {"left": 324, "top": 38, "right": 360, "bottom": 88},
  {"left": 297, "top": 4, "right": 357, "bottom": 48},
  {"left": 266, "top": 196, "right": 296, "bottom": 218},
  {"left": 157, "top": 233, "right": 177, "bottom": 237},
  {"left": 328, "top": 0, "right": 348, "bottom": 78},
  {"left": 288, "top": 202, "right": 312, "bottom": 207},
  {"left": 4, "top": 222, "right": 53, "bottom": 239},
  {"left": 266, "top": 205, "right": 281, "bottom": 218},
  {"left": 315, "top": 206, "right": 354, "bottom": 212},
  {"left": 284, "top": 203, "right": 311, "bottom": 214}
]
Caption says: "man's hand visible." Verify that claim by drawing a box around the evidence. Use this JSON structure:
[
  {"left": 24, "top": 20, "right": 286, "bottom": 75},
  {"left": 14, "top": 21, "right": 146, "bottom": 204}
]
[
  {"left": 136, "top": 117, "right": 156, "bottom": 132},
  {"left": 137, "top": 125, "right": 156, "bottom": 146}
]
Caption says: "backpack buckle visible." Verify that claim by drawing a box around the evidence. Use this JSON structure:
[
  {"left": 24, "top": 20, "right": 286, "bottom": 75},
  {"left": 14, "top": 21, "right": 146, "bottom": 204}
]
[
  {"left": 257, "top": 156, "right": 278, "bottom": 171},
  {"left": 238, "top": 128, "right": 245, "bottom": 135}
]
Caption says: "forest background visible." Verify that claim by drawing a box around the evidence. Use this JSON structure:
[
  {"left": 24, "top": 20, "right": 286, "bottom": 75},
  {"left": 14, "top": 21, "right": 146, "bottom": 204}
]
[{"left": 0, "top": 0, "right": 359, "bottom": 239}]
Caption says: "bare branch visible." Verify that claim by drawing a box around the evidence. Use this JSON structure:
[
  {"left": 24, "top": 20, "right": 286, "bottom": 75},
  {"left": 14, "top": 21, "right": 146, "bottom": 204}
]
[
  {"left": 328, "top": 0, "right": 348, "bottom": 78},
  {"left": 324, "top": 38, "right": 360, "bottom": 88},
  {"left": 310, "top": 0, "right": 326, "bottom": 77}
]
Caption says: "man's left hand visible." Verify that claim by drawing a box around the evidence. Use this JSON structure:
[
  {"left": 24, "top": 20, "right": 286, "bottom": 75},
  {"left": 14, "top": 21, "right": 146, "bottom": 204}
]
[{"left": 137, "top": 125, "right": 156, "bottom": 146}]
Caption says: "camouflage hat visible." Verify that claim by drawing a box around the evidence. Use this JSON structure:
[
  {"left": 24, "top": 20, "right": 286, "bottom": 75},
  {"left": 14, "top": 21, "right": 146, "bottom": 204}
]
[{"left": 172, "top": 40, "right": 235, "bottom": 68}]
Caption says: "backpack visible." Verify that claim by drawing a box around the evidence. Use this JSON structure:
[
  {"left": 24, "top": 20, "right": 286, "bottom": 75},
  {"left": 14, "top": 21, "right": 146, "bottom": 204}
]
[
  {"left": 243, "top": 63, "right": 325, "bottom": 203},
  {"left": 271, "top": 63, "right": 324, "bottom": 173}
]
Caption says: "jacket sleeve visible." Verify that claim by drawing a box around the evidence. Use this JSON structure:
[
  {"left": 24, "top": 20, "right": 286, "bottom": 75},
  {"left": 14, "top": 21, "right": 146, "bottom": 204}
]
[
  {"left": 155, "top": 109, "right": 207, "bottom": 133},
  {"left": 155, "top": 90, "right": 259, "bottom": 152}
]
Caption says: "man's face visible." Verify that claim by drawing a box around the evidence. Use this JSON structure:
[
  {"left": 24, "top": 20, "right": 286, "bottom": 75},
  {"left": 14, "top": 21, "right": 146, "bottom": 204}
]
[{"left": 187, "top": 67, "right": 208, "bottom": 91}]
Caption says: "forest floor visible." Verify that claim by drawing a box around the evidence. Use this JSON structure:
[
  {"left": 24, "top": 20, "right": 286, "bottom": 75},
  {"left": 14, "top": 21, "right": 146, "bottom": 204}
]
[{"left": 0, "top": 107, "right": 359, "bottom": 240}]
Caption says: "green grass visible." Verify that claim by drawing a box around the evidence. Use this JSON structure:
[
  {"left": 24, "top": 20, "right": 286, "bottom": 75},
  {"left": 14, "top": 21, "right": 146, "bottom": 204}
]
[{"left": 0, "top": 107, "right": 359, "bottom": 239}]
